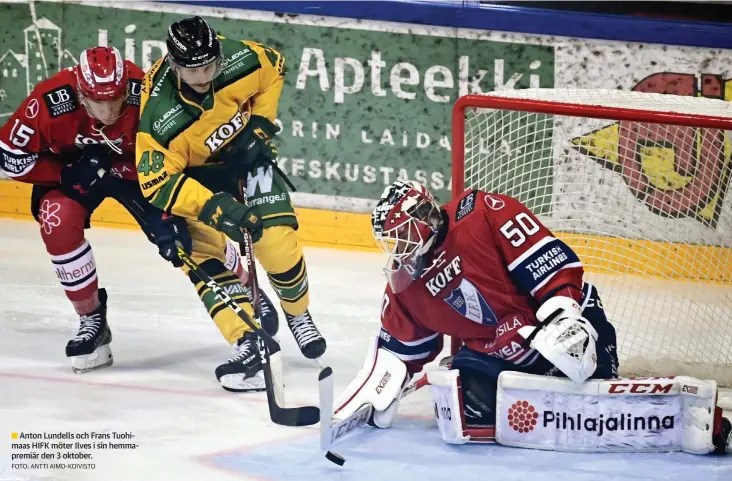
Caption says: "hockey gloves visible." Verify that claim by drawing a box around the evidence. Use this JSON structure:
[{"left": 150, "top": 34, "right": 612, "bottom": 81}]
[
  {"left": 148, "top": 213, "right": 192, "bottom": 268},
  {"left": 59, "top": 144, "right": 114, "bottom": 200},
  {"left": 198, "top": 192, "right": 263, "bottom": 243},
  {"left": 218, "top": 115, "right": 279, "bottom": 177}
]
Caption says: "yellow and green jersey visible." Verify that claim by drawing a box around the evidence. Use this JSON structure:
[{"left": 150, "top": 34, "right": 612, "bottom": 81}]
[{"left": 136, "top": 37, "right": 285, "bottom": 219}]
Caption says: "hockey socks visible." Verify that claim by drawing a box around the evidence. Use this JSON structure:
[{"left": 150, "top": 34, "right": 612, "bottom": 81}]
[{"left": 187, "top": 258, "right": 255, "bottom": 344}]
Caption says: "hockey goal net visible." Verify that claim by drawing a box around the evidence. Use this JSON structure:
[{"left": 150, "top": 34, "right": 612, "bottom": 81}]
[{"left": 452, "top": 89, "right": 732, "bottom": 386}]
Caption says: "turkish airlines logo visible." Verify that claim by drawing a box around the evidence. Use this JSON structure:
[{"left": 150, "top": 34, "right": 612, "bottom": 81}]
[
  {"left": 25, "top": 99, "right": 39, "bottom": 119},
  {"left": 572, "top": 72, "right": 732, "bottom": 229}
]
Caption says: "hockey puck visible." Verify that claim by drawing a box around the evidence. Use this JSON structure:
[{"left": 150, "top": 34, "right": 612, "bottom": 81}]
[{"left": 325, "top": 450, "right": 345, "bottom": 466}]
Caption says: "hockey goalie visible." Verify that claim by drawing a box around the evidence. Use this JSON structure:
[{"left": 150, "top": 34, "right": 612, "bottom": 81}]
[{"left": 334, "top": 180, "right": 731, "bottom": 455}]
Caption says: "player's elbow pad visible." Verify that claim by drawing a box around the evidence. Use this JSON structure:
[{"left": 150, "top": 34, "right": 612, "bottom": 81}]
[
  {"left": 333, "top": 335, "right": 409, "bottom": 429},
  {"left": 519, "top": 296, "right": 598, "bottom": 384}
]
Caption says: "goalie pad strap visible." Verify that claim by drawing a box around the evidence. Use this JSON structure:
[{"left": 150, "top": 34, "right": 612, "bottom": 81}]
[{"left": 496, "top": 371, "right": 717, "bottom": 454}]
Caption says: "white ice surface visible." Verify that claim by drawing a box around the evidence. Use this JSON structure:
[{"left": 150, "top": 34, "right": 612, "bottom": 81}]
[{"left": 0, "top": 218, "right": 730, "bottom": 481}]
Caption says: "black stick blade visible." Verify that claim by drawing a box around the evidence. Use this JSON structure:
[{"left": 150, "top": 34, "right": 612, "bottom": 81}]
[{"left": 270, "top": 405, "right": 320, "bottom": 427}]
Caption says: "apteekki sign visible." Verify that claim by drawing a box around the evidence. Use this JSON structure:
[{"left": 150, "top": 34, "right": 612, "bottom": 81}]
[{"left": 0, "top": 1, "right": 555, "bottom": 206}]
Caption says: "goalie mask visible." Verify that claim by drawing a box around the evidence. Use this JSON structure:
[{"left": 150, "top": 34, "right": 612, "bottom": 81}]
[{"left": 372, "top": 180, "right": 443, "bottom": 292}]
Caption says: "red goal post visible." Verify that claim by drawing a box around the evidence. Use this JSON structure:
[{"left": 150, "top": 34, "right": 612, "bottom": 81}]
[{"left": 449, "top": 89, "right": 732, "bottom": 385}]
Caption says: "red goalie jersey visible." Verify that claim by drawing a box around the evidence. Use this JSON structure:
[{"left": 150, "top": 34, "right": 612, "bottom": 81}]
[
  {"left": 0, "top": 63, "right": 143, "bottom": 185},
  {"left": 378, "top": 189, "right": 585, "bottom": 374}
]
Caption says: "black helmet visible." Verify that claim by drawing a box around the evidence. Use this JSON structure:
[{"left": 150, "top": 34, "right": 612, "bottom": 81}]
[{"left": 166, "top": 16, "right": 222, "bottom": 69}]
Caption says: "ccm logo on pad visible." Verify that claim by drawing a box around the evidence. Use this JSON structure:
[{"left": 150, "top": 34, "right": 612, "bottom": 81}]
[{"left": 605, "top": 382, "right": 675, "bottom": 395}]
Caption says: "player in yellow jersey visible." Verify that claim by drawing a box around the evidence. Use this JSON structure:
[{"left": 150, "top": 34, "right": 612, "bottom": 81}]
[{"left": 136, "top": 16, "right": 326, "bottom": 391}]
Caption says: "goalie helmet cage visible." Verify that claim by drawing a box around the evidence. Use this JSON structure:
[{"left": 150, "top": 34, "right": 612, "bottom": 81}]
[{"left": 450, "top": 89, "right": 732, "bottom": 386}]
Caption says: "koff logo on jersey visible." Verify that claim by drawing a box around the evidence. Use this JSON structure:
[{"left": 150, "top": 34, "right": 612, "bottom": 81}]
[
  {"left": 205, "top": 110, "right": 248, "bottom": 153},
  {"left": 74, "top": 133, "right": 124, "bottom": 148},
  {"left": 425, "top": 255, "right": 463, "bottom": 296}
]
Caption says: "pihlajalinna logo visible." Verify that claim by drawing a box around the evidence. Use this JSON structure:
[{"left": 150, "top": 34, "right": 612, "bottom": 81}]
[{"left": 507, "top": 400, "right": 539, "bottom": 433}]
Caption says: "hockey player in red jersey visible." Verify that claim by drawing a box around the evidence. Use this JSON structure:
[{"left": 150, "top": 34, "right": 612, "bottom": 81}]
[
  {"left": 0, "top": 47, "right": 196, "bottom": 373},
  {"left": 334, "top": 180, "right": 731, "bottom": 455}
]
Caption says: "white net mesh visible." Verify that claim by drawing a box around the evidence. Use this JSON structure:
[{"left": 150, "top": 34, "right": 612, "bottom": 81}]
[{"left": 459, "top": 89, "right": 732, "bottom": 385}]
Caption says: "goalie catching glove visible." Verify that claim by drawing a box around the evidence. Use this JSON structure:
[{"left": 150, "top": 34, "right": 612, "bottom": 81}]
[
  {"left": 518, "top": 296, "right": 598, "bottom": 384},
  {"left": 333, "top": 336, "right": 410, "bottom": 428}
]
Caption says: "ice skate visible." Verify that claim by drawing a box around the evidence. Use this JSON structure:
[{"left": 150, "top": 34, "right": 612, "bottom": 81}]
[
  {"left": 215, "top": 331, "right": 266, "bottom": 392},
  {"left": 66, "top": 288, "right": 113, "bottom": 374},
  {"left": 285, "top": 309, "right": 326, "bottom": 359}
]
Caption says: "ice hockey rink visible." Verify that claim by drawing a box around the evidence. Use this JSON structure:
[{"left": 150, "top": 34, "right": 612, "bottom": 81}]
[{"left": 1, "top": 218, "right": 731, "bottom": 481}]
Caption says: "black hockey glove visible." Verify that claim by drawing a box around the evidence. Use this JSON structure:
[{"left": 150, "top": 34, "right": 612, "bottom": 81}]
[
  {"left": 59, "top": 144, "right": 115, "bottom": 200},
  {"left": 148, "top": 213, "right": 192, "bottom": 268},
  {"left": 198, "top": 192, "right": 263, "bottom": 243},
  {"left": 218, "top": 115, "right": 279, "bottom": 177}
]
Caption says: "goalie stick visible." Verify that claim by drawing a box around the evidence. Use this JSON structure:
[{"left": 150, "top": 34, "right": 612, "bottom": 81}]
[{"left": 108, "top": 183, "right": 319, "bottom": 427}]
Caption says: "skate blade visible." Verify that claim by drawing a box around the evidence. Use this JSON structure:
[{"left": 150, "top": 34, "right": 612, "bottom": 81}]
[
  {"left": 220, "top": 371, "right": 266, "bottom": 393},
  {"left": 71, "top": 344, "right": 113, "bottom": 374}
]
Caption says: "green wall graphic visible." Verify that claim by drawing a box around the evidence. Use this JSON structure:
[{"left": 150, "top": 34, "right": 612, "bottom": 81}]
[{"left": 0, "top": 1, "right": 555, "bottom": 206}]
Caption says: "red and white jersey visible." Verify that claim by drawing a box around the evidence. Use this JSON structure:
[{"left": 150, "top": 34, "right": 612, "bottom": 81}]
[
  {"left": 0, "top": 63, "right": 144, "bottom": 186},
  {"left": 379, "top": 190, "right": 585, "bottom": 374}
]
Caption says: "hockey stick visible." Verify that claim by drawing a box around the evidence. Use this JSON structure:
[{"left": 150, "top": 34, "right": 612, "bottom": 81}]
[
  {"left": 177, "top": 246, "right": 320, "bottom": 427},
  {"left": 234, "top": 180, "right": 293, "bottom": 412},
  {"left": 236, "top": 179, "right": 334, "bottom": 426},
  {"left": 110, "top": 187, "right": 318, "bottom": 426},
  {"left": 236, "top": 180, "right": 264, "bottom": 343}
]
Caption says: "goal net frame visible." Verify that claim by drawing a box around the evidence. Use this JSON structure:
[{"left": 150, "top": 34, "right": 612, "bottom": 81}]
[{"left": 450, "top": 90, "right": 732, "bottom": 386}]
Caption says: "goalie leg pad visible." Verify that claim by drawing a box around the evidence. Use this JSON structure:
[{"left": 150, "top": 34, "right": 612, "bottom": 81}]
[
  {"left": 429, "top": 369, "right": 470, "bottom": 444},
  {"left": 429, "top": 369, "right": 496, "bottom": 444},
  {"left": 496, "top": 371, "right": 718, "bottom": 454},
  {"left": 333, "top": 336, "right": 408, "bottom": 428}
]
